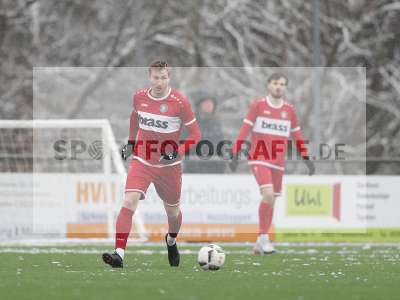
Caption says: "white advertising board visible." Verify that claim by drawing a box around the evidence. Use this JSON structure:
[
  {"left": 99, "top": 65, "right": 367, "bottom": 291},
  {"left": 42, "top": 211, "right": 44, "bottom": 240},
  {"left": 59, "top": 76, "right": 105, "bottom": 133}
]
[{"left": 0, "top": 173, "right": 399, "bottom": 240}]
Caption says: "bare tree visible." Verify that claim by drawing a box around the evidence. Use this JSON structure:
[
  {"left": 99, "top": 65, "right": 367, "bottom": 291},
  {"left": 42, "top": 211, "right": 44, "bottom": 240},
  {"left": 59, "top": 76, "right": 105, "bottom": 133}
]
[{"left": 1, "top": 0, "right": 399, "bottom": 174}]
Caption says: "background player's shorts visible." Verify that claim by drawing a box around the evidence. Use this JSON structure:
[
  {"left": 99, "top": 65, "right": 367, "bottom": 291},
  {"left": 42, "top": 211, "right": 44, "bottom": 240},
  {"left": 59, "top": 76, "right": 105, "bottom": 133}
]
[
  {"left": 250, "top": 164, "right": 284, "bottom": 197},
  {"left": 125, "top": 159, "right": 182, "bottom": 207}
]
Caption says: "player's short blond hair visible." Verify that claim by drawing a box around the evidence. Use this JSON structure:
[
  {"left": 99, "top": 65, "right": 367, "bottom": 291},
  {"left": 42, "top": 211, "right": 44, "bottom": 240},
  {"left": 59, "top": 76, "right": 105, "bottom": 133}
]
[{"left": 148, "top": 59, "right": 170, "bottom": 75}]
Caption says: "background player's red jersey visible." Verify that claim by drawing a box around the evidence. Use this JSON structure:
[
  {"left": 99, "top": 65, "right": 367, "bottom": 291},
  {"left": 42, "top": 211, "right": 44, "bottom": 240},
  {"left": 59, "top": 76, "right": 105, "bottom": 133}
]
[
  {"left": 233, "top": 96, "right": 308, "bottom": 171},
  {"left": 129, "top": 87, "right": 201, "bottom": 167}
]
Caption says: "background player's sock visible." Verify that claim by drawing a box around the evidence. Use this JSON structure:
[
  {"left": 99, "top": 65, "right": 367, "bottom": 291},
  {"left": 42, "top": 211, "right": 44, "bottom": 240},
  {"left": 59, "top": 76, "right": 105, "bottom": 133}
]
[
  {"left": 115, "top": 248, "right": 125, "bottom": 259},
  {"left": 166, "top": 234, "right": 176, "bottom": 246},
  {"left": 115, "top": 207, "right": 134, "bottom": 251},
  {"left": 258, "top": 202, "right": 273, "bottom": 235},
  {"left": 167, "top": 210, "right": 182, "bottom": 245},
  {"left": 258, "top": 234, "right": 269, "bottom": 241}
]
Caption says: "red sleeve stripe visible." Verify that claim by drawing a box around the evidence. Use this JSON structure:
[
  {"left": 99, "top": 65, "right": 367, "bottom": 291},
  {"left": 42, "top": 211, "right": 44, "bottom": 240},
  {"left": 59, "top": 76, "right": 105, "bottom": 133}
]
[
  {"left": 291, "top": 126, "right": 301, "bottom": 132},
  {"left": 243, "top": 118, "right": 254, "bottom": 126},
  {"left": 185, "top": 118, "right": 196, "bottom": 126}
]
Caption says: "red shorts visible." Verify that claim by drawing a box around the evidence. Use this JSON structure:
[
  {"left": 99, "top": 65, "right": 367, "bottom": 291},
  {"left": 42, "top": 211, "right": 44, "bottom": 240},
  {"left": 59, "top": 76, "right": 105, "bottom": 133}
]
[
  {"left": 250, "top": 164, "right": 284, "bottom": 197},
  {"left": 125, "top": 159, "right": 182, "bottom": 207}
]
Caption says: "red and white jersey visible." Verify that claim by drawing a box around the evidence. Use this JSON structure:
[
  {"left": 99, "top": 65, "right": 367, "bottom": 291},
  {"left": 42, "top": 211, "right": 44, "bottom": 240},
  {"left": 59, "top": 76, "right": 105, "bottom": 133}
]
[
  {"left": 235, "top": 96, "right": 308, "bottom": 171},
  {"left": 129, "top": 87, "right": 199, "bottom": 167}
]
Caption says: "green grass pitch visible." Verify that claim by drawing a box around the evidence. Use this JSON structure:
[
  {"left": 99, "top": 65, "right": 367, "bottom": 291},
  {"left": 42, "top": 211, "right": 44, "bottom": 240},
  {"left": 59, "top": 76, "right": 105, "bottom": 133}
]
[{"left": 0, "top": 244, "right": 399, "bottom": 300}]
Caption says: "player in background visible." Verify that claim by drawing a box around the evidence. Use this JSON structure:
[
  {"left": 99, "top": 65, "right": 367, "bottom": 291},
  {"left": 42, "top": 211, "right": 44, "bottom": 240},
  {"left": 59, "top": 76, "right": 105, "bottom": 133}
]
[
  {"left": 102, "top": 60, "right": 201, "bottom": 268},
  {"left": 230, "top": 73, "right": 315, "bottom": 254}
]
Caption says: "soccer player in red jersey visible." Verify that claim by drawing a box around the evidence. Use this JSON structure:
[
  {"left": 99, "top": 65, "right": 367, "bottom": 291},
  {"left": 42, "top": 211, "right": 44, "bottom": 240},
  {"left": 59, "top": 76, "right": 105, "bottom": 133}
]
[
  {"left": 230, "top": 73, "right": 315, "bottom": 254},
  {"left": 102, "top": 60, "right": 201, "bottom": 268}
]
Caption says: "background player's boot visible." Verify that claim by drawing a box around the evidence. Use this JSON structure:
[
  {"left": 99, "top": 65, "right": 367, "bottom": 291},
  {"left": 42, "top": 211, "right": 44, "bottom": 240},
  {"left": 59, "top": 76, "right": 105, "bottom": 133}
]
[
  {"left": 253, "top": 234, "right": 275, "bottom": 255},
  {"left": 165, "top": 234, "right": 180, "bottom": 267},
  {"left": 102, "top": 251, "right": 123, "bottom": 268}
]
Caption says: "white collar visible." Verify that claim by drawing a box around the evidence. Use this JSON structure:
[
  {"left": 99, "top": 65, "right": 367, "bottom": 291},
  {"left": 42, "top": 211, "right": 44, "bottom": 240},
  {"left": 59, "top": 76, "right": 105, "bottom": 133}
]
[
  {"left": 147, "top": 87, "right": 171, "bottom": 101},
  {"left": 266, "top": 96, "right": 284, "bottom": 109}
]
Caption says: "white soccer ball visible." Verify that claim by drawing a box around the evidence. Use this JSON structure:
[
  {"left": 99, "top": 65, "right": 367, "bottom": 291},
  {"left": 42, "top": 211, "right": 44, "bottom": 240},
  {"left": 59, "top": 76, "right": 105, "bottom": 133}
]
[{"left": 197, "top": 244, "right": 226, "bottom": 271}]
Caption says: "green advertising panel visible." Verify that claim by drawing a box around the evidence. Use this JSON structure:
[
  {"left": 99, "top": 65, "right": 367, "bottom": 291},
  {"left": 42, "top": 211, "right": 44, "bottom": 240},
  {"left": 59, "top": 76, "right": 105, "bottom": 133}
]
[{"left": 286, "top": 184, "right": 333, "bottom": 216}]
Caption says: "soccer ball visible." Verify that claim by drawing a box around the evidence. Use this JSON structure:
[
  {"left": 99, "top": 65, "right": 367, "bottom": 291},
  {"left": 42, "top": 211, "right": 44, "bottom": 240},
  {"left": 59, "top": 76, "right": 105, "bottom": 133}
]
[{"left": 197, "top": 244, "right": 226, "bottom": 271}]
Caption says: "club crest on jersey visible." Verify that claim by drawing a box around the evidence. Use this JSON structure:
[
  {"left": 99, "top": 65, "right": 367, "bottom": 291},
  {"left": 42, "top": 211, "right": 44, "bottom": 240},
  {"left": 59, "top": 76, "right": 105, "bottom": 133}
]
[
  {"left": 281, "top": 111, "right": 288, "bottom": 119},
  {"left": 160, "top": 104, "right": 168, "bottom": 113}
]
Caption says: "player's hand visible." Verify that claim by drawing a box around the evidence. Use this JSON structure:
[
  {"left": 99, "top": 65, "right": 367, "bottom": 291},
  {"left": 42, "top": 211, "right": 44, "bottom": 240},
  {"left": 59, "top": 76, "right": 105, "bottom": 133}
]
[
  {"left": 229, "top": 152, "right": 239, "bottom": 172},
  {"left": 121, "top": 141, "right": 135, "bottom": 161},
  {"left": 303, "top": 156, "right": 315, "bottom": 176},
  {"left": 159, "top": 150, "right": 179, "bottom": 165}
]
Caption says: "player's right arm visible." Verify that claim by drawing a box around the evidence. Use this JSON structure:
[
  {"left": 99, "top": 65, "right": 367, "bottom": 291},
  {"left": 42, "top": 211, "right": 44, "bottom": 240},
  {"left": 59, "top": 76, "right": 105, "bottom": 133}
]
[
  {"left": 121, "top": 94, "right": 138, "bottom": 160},
  {"left": 229, "top": 100, "right": 258, "bottom": 171}
]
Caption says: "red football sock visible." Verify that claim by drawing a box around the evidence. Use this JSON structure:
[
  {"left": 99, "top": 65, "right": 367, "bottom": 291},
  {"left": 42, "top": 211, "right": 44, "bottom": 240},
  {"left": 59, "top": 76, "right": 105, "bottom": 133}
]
[
  {"left": 168, "top": 210, "right": 182, "bottom": 238},
  {"left": 258, "top": 202, "right": 274, "bottom": 235},
  {"left": 115, "top": 207, "right": 134, "bottom": 249}
]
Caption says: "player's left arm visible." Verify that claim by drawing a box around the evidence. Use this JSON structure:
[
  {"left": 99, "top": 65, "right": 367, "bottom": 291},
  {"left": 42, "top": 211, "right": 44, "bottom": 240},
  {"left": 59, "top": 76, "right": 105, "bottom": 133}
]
[
  {"left": 290, "top": 107, "right": 315, "bottom": 175},
  {"left": 159, "top": 97, "right": 201, "bottom": 163},
  {"left": 177, "top": 98, "right": 201, "bottom": 156}
]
